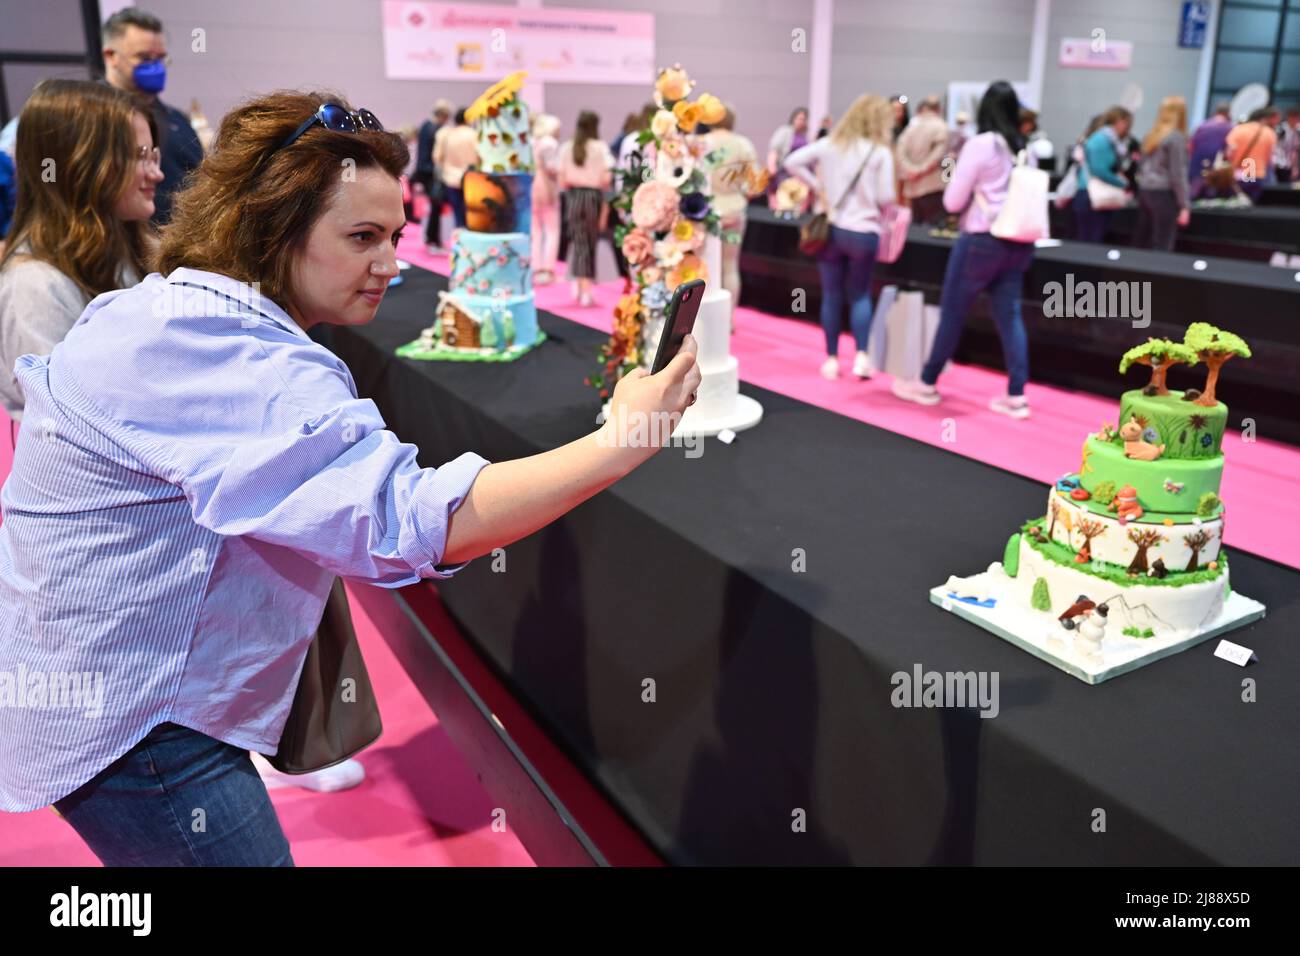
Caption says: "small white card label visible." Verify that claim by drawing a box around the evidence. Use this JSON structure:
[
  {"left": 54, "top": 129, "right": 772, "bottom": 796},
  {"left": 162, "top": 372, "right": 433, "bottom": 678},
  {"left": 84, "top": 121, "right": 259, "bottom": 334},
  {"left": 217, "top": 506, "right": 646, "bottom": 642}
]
[
  {"left": 717, "top": 428, "right": 737, "bottom": 445},
  {"left": 1213, "top": 639, "right": 1257, "bottom": 667}
]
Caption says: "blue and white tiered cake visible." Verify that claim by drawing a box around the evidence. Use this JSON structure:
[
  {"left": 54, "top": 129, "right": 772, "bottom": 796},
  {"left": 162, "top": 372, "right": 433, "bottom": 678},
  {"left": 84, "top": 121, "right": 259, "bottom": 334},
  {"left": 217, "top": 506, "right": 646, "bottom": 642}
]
[{"left": 404, "top": 71, "right": 546, "bottom": 362}]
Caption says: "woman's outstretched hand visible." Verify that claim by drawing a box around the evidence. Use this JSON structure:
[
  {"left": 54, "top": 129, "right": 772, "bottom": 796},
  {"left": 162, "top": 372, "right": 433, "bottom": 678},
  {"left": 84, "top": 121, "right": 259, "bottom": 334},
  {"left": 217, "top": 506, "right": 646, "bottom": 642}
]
[
  {"left": 439, "top": 335, "right": 702, "bottom": 567},
  {"left": 601, "top": 333, "right": 702, "bottom": 453}
]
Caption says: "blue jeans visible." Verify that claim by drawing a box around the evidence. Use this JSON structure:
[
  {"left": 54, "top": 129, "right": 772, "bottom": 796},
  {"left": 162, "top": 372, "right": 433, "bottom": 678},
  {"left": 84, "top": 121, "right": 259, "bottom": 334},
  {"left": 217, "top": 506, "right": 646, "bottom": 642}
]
[
  {"left": 53, "top": 722, "right": 294, "bottom": 867},
  {"left": 921, "top": 231, "right": 1034, "bottom": 396},
  {"left": 447, "top": 186, "right": 466, "bottom": 229},
  {"left": 816, "top": 226, "right": 879, "bottom": 356},
  {"left": 1071, "top": 188, "right": 1110, "bottom": 243}
]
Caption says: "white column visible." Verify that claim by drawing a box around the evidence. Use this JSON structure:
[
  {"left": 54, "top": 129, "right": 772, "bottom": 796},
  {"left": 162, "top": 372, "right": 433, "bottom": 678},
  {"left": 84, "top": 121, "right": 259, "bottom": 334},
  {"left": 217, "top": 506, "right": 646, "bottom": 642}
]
[
  {"left": 518, "top": 0, "right": 544, "bottom": 112},
  {"left": 1192, "top": 0, "right": 1221, "bottom": 122},
  {"left": 1025, "top": 0, "right": 1051, "bottom": 110},
  {"left": 808, "top": 0, "right": 833, "bottom": 127}
]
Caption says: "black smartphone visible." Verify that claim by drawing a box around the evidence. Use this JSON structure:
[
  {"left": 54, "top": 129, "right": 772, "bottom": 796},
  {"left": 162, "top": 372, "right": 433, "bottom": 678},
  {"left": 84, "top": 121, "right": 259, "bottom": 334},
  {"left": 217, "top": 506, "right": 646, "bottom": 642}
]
[{"left": 650, "top": 279, "right": 705, "bottom": 374}]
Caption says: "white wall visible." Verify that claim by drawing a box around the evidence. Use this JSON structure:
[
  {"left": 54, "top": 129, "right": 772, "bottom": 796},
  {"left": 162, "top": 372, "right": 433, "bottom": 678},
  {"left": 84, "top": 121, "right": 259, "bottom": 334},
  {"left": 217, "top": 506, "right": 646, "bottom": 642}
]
[
  {"left": 1040, "top": 0, "right": 1203, "bottom": 159},
  {"left": 101, "top": 0, "right": 811, "bottom": 153},
  {"left": 0, "top": 1, "right": 1200, "bottom": 164},
  {"left": 829, "top": 0, "right": 1036, "bottom": 121}
]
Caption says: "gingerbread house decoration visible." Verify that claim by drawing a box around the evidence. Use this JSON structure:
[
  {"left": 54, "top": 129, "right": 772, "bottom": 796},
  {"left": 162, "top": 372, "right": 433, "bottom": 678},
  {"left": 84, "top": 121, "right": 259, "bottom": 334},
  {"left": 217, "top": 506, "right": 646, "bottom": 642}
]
[{"left": 424, "top": 291, "right": 515, "bottom": 352}]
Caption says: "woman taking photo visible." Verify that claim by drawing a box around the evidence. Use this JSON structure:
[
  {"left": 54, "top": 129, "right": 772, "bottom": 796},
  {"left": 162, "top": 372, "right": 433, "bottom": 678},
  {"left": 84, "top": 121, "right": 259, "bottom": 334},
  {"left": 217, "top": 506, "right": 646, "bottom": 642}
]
[
  {"left": 1134, "top": 96, "right": 1190, "bottom": 251},
  {"left": 892, "top": 81, "right": 1036, "bottom": 419},
  {"left": 784, "top": 93, "right": 897, "bottom": 380},
  {"left": 558, "top": 110, "right": 613, "bottom": 306},
  {"left": 0, "top": 90, "right": 699, "bottom": 866},
  {"left": 0, "top": 79, "right": 162, "bottom": 425}
]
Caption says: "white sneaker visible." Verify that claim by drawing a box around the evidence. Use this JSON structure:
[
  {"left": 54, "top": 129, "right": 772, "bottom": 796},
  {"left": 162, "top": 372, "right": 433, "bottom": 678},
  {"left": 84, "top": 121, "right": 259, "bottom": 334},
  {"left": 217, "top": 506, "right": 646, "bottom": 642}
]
[
  {"left": 852, "top": 351, "right": 874, "bottom": 379},
  {"left": 251, "top": 753, "right": 366, "bottom": 793},
  {"left": 892, "top": 377, "right": 941, "bottom": 405},
  {"left": 820, "top": 356, "right": 840, "bottom": 379},
  {"left": 989, "top": 394, "right": 1031, "bottom": 419}
]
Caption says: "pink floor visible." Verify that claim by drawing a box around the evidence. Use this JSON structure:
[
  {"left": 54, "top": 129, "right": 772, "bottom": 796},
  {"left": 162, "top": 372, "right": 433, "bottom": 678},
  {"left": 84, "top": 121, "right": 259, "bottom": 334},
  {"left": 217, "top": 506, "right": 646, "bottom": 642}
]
[{"left": 395, "top": 234, "right": 1299, "bottom": 571}]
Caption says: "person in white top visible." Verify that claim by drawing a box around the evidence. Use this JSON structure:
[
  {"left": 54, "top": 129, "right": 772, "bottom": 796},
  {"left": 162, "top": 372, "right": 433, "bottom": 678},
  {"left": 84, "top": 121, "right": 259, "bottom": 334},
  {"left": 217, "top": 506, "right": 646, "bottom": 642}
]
[
  {"left": 698, "top": 106, "right": 759, "bottom": 332},
  {"left": 0, "top": 80, "right": 160, "bottom": 427},
  {"left": 784, "top": 94, "right": 897, "bottom": 380},
  {"left": 530, "top": 113, "right": 562, "bottom": 284},
  {"left": 433, "top": 109, "right": 478, "bottom": 228},
  {"left": 558, "top": 111, "right": 613, "bottom": 306}
]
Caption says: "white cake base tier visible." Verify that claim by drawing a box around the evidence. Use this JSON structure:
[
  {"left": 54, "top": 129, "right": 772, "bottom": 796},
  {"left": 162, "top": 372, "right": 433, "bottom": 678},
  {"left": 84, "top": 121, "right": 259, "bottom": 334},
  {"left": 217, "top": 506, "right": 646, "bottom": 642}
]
[
  {"left": 930, "top": 544, "right": 1265, "bottom": 684},
  {"left": 633, "top": 284, "right": 761, "bottom": 438}
]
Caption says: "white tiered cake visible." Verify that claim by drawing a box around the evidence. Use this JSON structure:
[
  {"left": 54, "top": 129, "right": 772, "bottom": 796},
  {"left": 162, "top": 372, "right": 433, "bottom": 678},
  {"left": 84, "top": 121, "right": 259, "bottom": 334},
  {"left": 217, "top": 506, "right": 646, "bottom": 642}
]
[{"left": 638, "top": 237, "right": 762, "bottom": 437}]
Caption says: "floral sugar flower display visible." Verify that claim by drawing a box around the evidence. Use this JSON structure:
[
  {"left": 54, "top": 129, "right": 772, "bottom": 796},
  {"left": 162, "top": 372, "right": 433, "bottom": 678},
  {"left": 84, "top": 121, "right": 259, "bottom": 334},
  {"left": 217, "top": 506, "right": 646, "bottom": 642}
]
[{"left": 586, "top": 63, "right": 739, "bottom": 397}]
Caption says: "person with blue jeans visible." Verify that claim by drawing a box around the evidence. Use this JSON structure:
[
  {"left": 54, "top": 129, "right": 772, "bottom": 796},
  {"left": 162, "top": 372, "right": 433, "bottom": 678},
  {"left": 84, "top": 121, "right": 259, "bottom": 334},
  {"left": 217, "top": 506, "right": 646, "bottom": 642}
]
[
  {"left": 785, "top": 93, "right": 897, "bottom": 380},
  {"left": 1071, "top": 106, "right": 1132, "bottom": 244},
  {"left": 892, "top": 80, "right": 1037, "bottom": 419}
]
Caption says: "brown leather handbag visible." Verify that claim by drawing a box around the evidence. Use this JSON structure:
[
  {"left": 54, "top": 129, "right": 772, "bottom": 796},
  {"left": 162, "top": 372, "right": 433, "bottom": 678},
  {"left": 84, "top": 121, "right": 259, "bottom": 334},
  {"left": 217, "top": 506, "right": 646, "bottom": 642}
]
[{"left": 268, "top": 578, "right": 383, "bottom": 774}]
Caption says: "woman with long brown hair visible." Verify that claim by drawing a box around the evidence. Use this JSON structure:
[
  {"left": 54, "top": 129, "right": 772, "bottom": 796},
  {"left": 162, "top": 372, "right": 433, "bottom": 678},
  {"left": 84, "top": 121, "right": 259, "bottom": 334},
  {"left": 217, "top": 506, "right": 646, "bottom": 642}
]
[
  {"left": 558, "top": 110, "right": 613, "bottom": 306},
  {"left": 0, "top": 89, "right": 698, "bottom": 865},
  {"left": 1134, "top": 96, "right": 1190, "bottom": 251},
  {"left": 0, "top": 79, "right": 162, "bottom": 424}
]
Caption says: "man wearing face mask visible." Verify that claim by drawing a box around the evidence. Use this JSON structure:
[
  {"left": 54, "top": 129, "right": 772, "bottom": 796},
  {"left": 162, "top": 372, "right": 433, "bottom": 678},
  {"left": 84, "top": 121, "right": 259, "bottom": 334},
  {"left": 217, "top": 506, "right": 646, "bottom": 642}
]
[{"left": 100, "top": 7, "right": 203, "bottom": 225}]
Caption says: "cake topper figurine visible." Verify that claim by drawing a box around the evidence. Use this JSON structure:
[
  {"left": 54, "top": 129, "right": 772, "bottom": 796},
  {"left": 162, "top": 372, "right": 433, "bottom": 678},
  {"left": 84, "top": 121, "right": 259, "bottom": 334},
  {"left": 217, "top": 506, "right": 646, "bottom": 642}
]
[{"left": 1120, "top": 416, "right": 1165, "bottom": 461}]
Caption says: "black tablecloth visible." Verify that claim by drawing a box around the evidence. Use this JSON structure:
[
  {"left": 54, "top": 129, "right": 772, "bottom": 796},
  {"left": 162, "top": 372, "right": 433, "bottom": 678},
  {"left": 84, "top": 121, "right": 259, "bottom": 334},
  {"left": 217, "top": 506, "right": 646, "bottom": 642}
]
[
  {"left": 1099, "top": 203, "right": 1300, "bottom": 257},
  {"left": 742, "top": 207, "right": 1300, "bottom": 446},
  {"left": 330, "top": 265, "right": 1300, "bottom": 865}
]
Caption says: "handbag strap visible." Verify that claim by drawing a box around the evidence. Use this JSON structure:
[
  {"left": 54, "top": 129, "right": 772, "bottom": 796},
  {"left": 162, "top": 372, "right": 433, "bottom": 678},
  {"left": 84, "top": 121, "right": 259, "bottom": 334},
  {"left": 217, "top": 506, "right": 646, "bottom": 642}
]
[{"left": 831, "top": 144, "right": 875, "bottom": 212}]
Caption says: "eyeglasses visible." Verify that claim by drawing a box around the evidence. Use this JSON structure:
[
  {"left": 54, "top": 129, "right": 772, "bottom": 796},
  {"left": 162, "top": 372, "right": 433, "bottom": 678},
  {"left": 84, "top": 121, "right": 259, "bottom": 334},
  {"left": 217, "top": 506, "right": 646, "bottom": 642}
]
[
  {"left": 277, "top": 104, "right": 384, "bottom": 152},
  {"left": 136, "top": 145, "right": 161, "bottom": 170}
]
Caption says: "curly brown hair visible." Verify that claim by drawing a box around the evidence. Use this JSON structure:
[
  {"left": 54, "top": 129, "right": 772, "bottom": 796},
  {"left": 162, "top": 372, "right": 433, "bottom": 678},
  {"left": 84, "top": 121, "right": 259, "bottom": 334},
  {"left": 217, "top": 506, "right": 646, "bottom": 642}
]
[
  {"left": 156, "top": 90, "right": 409, "bottom": 310},
  {"left": 0, "top": 79, "right": 157, "bottom": 298}
]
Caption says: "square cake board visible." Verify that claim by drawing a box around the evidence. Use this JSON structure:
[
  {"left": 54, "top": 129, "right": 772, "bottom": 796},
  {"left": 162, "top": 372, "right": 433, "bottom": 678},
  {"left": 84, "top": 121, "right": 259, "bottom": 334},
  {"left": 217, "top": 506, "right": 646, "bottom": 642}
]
[{"left": 927, "top": 586, "right": 1266, "bottom": 684}]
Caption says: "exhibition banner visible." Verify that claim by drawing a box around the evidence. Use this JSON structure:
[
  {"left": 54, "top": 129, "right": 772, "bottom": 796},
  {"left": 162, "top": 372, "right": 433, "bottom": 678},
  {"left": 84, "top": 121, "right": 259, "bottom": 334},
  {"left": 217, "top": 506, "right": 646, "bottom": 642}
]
[{"left": 382, "top": 1, "right": 655, "bottom": 84}]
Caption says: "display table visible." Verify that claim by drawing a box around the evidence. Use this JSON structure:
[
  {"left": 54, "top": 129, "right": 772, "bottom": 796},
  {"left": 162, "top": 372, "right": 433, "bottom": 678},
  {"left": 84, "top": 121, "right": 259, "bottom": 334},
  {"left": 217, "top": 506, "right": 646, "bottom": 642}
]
[{"left": 328, "top": 265, "right": 1300, "bottom": 865}]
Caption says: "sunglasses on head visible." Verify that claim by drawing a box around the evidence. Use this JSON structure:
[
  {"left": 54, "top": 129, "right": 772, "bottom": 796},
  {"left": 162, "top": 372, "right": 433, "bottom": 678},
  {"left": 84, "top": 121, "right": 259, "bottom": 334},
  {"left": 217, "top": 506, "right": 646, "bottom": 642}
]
[{"left": 277, "top": 103, "right": 384, "bottom": 152}]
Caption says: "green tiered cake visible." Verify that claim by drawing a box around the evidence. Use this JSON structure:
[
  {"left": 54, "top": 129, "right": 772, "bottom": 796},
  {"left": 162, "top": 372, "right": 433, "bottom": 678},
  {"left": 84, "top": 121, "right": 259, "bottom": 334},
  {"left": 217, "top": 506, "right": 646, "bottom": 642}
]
[{"left": 931, "top": 324, "right": 1265, "bottom": 684}]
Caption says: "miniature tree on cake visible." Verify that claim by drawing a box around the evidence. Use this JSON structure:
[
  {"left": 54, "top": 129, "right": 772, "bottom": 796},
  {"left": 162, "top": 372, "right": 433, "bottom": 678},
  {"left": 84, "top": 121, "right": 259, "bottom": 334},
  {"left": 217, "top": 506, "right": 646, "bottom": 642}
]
[
  {"left": 1119, "top": 338, "right": 1198, "bottom": 395},
  {"left": 1183, "top": 528, "right": 1214, "bottom": 572},
  {"left": 1030, "top": 577, "right": 1051, "bottom": 611},
  {"left": 1184, "top": 323, "right": 1251, "bottom": 407},
  {"left": 1126, "top": 528, "right": 1164, "bottom": 575},
  {"left": 1074, "top": 518, "right": 1106, "bottom": 563}
]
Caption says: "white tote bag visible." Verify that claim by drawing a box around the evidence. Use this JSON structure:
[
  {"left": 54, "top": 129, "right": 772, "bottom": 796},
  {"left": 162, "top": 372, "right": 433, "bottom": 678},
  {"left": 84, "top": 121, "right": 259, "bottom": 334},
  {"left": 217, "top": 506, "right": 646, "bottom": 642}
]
[
  {"left": 1082, "top": 153, "right": 1128, "bottom": 210},
  {"left": 990, "top": 150, "right": 1049, "bottom": 242}
]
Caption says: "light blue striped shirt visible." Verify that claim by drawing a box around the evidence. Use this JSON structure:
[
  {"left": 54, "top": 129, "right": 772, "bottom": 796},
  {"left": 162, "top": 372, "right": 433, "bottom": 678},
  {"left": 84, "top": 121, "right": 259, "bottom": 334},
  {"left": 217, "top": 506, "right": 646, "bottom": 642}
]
[{"left": 0, "top": 268, "right": 489, "bottom": 811}]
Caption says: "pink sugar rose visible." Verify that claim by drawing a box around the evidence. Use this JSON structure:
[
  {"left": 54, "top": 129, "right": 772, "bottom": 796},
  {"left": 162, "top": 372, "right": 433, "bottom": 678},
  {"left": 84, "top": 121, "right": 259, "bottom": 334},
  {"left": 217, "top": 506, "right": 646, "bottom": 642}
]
[
  {"left": 621, "top": 228, "right": 654, "bottom": 266},
  {"left": 631, "top": 180, "right": 680, "bottom": 232}
]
